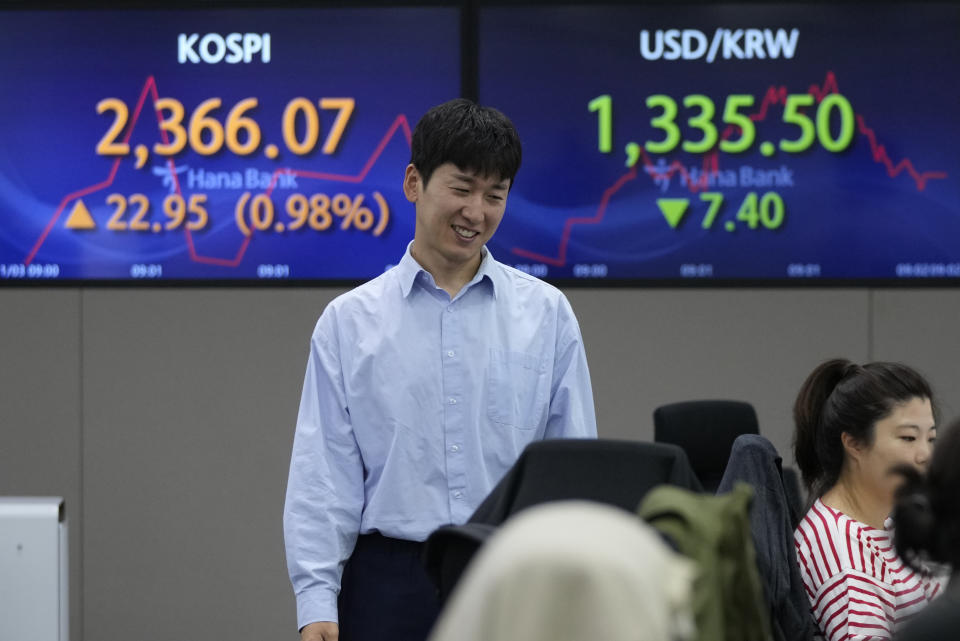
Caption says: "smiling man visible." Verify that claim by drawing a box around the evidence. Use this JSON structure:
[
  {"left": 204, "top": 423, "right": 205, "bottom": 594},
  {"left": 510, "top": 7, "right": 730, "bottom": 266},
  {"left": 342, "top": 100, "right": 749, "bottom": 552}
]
[{"left": 283, "top": 99, "right": 597, "bottom": 641}]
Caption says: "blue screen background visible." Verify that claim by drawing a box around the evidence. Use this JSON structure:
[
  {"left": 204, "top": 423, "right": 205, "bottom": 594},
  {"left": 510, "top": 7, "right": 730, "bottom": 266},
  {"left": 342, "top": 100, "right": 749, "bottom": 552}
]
[
  {"left": 479, "top": 4, "right": 960, "bottom": 280},
  {"left": 0, "top": 8, "right": 459, "bottom": 280}
]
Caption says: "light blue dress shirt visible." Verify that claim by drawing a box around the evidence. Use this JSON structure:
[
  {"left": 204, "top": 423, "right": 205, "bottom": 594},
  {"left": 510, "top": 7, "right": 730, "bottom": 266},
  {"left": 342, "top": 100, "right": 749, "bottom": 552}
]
[{"left": 283, "top": 244, "right": 597, "bottom": 628}]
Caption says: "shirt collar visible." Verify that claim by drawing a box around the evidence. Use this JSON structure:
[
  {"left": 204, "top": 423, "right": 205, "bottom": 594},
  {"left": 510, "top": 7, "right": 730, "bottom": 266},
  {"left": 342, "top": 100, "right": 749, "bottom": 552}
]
[
  {"left": 397, "top": 241, "right": 500, "bottom": 300},
  {"left": 473, "top": 246, "right": 501, "bottom": 299}
]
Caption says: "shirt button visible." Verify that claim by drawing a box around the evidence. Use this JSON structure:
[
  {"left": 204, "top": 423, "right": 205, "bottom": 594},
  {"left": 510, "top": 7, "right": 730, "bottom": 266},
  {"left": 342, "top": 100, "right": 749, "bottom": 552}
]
[
  {"left": 448, "top": 398, "right": 457, "bottom": 405},
  {"left": 453, "top": 491, "right": 463, "bottom": 499},
  {"left": 450, "top": 445, "right": 460, "bottom": 452},
  {"left": 447, "top": 307, "right": 455, "bottom": 313},
  {"left": 447, "top": 350, "right": 455, "bottom": 358}
]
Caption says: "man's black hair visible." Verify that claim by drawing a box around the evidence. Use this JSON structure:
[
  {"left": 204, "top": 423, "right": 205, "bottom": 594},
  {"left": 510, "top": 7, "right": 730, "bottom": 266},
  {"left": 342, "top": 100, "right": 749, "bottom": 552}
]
[{"left": 409, "top": 98, "right": 522, "bottom": 189}]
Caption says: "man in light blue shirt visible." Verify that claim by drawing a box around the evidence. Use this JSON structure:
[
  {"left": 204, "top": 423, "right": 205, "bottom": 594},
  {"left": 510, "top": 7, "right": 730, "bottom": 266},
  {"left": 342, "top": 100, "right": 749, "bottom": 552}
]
[{"left": 284, "top": 99, "right": 597, "bottom": 641}]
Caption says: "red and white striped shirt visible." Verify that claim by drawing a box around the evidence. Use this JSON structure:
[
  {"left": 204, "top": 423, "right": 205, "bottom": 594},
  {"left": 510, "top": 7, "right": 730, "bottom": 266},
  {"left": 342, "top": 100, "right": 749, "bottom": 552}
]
[{"left": 794, "top": 499, "right": 948, "bottom": 641}]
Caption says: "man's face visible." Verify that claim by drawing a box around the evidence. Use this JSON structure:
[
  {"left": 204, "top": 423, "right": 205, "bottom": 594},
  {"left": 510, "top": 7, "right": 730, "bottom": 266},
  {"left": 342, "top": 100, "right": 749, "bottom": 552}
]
[{"left": 405, "top": 162, "right": 510, "bottom": 272}]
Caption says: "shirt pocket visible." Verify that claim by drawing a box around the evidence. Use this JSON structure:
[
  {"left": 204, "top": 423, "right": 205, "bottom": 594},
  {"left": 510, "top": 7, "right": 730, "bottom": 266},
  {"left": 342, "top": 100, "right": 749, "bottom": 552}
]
[{"left": 487, "top": 348, "right": 549, "bottom": 430}]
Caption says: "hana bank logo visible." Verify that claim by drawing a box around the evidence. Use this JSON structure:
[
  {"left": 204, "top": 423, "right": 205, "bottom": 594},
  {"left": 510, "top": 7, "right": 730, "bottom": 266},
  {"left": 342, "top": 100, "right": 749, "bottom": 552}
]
[{"left": 639, "top": 28, "right": 799, "bottom": 62}]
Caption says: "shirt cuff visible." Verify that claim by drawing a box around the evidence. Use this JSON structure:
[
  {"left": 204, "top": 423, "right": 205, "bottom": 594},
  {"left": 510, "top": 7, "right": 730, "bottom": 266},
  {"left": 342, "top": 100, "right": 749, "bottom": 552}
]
[{"left": 296, "top": 586, "right": 339, "bottom": 631}]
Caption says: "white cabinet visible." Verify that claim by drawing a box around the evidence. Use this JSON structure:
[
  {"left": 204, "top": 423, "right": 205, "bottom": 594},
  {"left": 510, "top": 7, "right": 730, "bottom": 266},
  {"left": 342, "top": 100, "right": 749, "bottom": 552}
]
[{"left": 0, "top": 498, "right": 68, "bottom": 641}]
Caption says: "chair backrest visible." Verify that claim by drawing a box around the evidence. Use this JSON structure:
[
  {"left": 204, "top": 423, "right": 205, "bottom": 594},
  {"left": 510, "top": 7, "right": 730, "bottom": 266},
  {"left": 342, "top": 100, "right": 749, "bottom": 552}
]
[
  {"left": 428, "top": 502, "right": 696, "bottom": 641},
  {"left": 424, "top": 438, "right": 703, "bottom": 604},
  {"left": 654, "top": 400, "right": 759, "bottom": 492},
  {"left": 781, "top": 466, "right": 805, "bottom": 529},
  {"left": 470, "top": 438, "right": 704, "bottom": 524}
]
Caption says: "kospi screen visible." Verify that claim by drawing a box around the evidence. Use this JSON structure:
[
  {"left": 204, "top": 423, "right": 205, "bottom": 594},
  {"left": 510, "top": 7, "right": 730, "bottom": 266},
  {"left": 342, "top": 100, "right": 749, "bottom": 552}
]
[
  {"left": 0, "top": 8, "right": 459, "bottom": 281},
  {"left": 479, "top": 4, "right": 960, "bottom": 282}
]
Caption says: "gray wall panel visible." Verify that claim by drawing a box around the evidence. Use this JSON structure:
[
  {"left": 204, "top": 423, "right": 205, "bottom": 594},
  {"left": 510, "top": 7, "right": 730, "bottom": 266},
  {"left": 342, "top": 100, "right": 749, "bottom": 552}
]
[
  {"left": 566, "top": 289, "right": 871, "bottom": 461},
  {"left": 82, "top": 289, "right": 341, "bottom": 641},
  {"left": 0, "top": 290, "right": 82, "bottom": 641},
  {"left": 872, "top": 290, "right": 960, "bottom": 422},
  {"left": 4, "top": 284, "right": 958, "bottom": 641}
]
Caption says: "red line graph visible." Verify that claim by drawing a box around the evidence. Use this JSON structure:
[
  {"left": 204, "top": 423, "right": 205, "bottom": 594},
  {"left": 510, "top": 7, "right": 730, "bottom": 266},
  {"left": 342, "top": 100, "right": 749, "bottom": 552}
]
[
  {"left": 513, "top": 168, "right": 639, "bottom": 267},
  {"left": 512, "top": 71, "right": 948, "bottom": 267},
  {"left": 24, "top": 76, "right": 412, "bottom": 267}
]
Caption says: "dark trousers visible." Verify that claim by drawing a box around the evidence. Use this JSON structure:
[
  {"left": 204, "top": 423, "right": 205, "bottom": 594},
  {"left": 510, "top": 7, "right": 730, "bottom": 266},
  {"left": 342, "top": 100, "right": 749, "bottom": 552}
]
[{"left": 338, "top": 533, "right": 441, "bottom": 641}]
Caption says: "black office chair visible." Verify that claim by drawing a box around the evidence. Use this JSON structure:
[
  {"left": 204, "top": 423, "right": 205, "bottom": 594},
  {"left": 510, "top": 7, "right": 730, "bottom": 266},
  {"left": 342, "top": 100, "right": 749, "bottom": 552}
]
[
  {"left": 423, "top": 438, "right": 703, "bottom": 605},
  {"left": 781, "top": 466, "right": 805, "bottom": 527},
  {"left": 654, "top": 399, "right": 759, "bottom": 492}
]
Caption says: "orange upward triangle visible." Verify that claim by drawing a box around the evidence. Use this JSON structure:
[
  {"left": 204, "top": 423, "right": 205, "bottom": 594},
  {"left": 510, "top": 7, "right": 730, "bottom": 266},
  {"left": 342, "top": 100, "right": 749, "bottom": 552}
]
[{"left": 64, "top": 199, "right": 96, "bottom": 230}]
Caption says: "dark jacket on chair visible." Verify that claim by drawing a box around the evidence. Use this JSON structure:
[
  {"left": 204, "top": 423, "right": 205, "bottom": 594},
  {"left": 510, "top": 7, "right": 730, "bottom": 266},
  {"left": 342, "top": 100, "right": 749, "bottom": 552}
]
[{"left": 716, "top": 434, "right": 816, "bottom": 641}]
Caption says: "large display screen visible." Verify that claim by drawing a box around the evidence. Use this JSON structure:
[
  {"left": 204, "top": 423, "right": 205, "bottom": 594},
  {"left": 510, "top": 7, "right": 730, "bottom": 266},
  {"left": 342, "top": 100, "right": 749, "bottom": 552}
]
[
  {"left": 480, "top": 4, "right": 960, "bottom": 281},
  {"left": 0, "top": 8, "right": 459, "bottom": 281}
]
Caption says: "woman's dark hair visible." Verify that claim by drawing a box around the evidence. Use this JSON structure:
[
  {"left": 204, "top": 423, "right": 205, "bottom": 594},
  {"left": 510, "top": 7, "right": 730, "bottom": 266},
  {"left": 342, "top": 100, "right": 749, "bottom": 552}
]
[
  {"left": 410, "top": 98, "right": 522, "bottom": 189},
  {"left": 894, "top": 419, "right": 960, "bottom": 570},
  {"left": 793, "top": 358, "right": 935, "bottom": 498}
]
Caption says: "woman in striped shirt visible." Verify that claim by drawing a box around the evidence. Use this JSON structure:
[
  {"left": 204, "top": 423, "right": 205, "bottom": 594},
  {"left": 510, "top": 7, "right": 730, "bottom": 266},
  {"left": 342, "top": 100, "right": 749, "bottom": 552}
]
[{"left": 792, "top": 359, "right": 948, "bottom": 641}]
